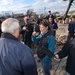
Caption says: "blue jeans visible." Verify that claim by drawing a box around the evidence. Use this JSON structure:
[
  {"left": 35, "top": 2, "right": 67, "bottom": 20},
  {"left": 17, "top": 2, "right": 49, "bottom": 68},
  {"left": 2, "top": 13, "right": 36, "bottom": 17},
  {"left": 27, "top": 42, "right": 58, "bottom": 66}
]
[
  {"left": 41, "top": 60, "right": 51, "bottom": 75},
  {"left": 66, "top": 72, "right": 70, "bottom": 75}
]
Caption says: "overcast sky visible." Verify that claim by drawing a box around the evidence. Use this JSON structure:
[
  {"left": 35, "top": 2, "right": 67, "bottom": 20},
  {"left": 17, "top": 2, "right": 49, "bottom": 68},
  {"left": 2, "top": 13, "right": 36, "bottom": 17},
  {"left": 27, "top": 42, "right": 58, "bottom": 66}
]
[{"left": 0, "top": 0, "right": 75, "bottom": 14}]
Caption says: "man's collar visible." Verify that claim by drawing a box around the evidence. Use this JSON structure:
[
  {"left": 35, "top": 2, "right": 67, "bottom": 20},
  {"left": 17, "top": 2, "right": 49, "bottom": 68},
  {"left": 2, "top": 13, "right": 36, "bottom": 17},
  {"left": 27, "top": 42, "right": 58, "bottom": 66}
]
[{"left": 1, "top": 33, "right": 18, "bottom": 41}]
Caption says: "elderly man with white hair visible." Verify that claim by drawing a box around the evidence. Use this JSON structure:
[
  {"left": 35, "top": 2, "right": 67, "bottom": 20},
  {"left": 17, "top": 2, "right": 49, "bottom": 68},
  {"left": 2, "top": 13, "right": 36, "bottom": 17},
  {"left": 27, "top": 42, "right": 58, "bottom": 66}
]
[{"left": 0, "top": 18, "right": 37, "bottom": 75}]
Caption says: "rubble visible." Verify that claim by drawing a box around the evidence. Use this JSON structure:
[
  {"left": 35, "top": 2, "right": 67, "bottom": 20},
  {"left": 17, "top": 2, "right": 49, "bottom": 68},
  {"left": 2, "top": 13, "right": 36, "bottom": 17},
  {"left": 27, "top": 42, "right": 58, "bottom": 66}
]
[
  {"left": 56, "top": 23, "right": 68, "bottom": 45},
  {"left": 57, "top": 35, "right": 67, "bottom": 45}
]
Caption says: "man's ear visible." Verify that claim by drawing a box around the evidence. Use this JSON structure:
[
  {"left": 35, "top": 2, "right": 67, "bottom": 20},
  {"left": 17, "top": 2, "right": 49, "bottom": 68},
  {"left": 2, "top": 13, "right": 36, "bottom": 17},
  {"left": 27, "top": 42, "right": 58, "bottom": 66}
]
[
  {"left": 11, "top": 29, "right": 16, "bottom": 37},
  {"left": 12, "top": 29, "right": 16, "bottom": 34}
]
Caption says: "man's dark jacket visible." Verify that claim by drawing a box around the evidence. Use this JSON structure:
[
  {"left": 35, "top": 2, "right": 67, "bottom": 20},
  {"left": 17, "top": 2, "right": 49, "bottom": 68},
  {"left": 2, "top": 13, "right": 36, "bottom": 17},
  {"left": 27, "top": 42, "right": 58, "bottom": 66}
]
[
  {"left": 20, "top": 23, "right": 33, "bottom": 43},
  {"left": 68, "top": 21, "right": 75, "bottom": 35},
  {"left": 57, "top": 40, "right": 75, "bottom": 75},
  {"left": 0, "top": 33, "right": 37, "bottom": 75}
]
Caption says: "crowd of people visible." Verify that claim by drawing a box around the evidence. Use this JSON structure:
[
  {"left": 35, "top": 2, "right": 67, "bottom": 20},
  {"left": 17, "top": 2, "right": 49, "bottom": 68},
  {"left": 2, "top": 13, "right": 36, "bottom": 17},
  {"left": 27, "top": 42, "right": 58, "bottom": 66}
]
[{"left": 0, "top": 11, "right": 75, "bottom": 75}]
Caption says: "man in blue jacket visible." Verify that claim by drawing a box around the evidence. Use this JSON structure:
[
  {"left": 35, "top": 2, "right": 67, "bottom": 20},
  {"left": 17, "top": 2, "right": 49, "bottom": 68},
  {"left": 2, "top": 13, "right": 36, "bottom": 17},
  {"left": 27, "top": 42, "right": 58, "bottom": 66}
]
[
  {"left": 0, "top": 18, "right": 37, "bottom": 75},
  {"left": 67, "top": 15, "right": 75, "bottom": 41}
]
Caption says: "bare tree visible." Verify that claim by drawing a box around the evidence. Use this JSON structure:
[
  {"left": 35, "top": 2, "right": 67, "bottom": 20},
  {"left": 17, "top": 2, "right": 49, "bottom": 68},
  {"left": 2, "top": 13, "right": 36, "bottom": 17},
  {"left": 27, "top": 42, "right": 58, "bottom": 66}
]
[
  {"left": 63, "top": 0, "right": 74, "bottom": 20},
  {"left": 26, "top": 9, "right": 34, "bottom": 17}
]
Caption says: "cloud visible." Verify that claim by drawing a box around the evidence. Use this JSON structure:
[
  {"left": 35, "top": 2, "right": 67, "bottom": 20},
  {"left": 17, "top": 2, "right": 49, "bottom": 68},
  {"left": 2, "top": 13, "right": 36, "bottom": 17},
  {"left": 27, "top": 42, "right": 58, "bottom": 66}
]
[
  {"left": 33, "top": 0, "right": 55, "bottom": 6},
  {"left": 0, "top": 0, "right": 13, "bottom": 5},
  {"left": 33, "top": 0, "right": 43, "bottom": 6},
  {"left": 0, "top": 0, "right": 74, "bottom": 14},
  {"left": 0, "top": 0, "right": 25, "bottom": 6},
  {"left": 44, "top": 0, "right": 55, "bottom": 3},
  {"left": 32, "top": 0, "right": 70, "bottom": 13}
]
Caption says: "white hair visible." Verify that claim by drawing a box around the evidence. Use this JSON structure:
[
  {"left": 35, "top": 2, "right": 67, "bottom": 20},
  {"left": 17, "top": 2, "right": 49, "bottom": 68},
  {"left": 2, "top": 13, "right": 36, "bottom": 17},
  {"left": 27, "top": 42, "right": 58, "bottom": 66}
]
[{"left": 1, "top": 18, "right": 19, "bottom": 33}]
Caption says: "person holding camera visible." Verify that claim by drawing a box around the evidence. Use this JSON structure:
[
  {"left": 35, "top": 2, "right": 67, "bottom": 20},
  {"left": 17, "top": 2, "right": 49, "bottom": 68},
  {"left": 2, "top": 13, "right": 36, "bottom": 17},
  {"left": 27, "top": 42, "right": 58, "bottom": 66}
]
[{"left": 20, "top": 16, "right": 33, "bottom": 48}]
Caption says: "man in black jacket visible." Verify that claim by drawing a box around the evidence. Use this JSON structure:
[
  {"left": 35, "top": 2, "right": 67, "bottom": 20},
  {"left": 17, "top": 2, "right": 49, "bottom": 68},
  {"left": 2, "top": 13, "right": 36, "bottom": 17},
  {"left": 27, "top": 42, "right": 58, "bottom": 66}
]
[
  {"left": 0, "top": 18, "right": 37, "bottom": 75},
  {"left": 46, "top": 11, "right": 54, "bottom": 20},
  {"left": 55, "top": 40, "right": 75, "bottom": 75},
  {"left": 20, "top": 16, "right": 33, "bottom": 48}
]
